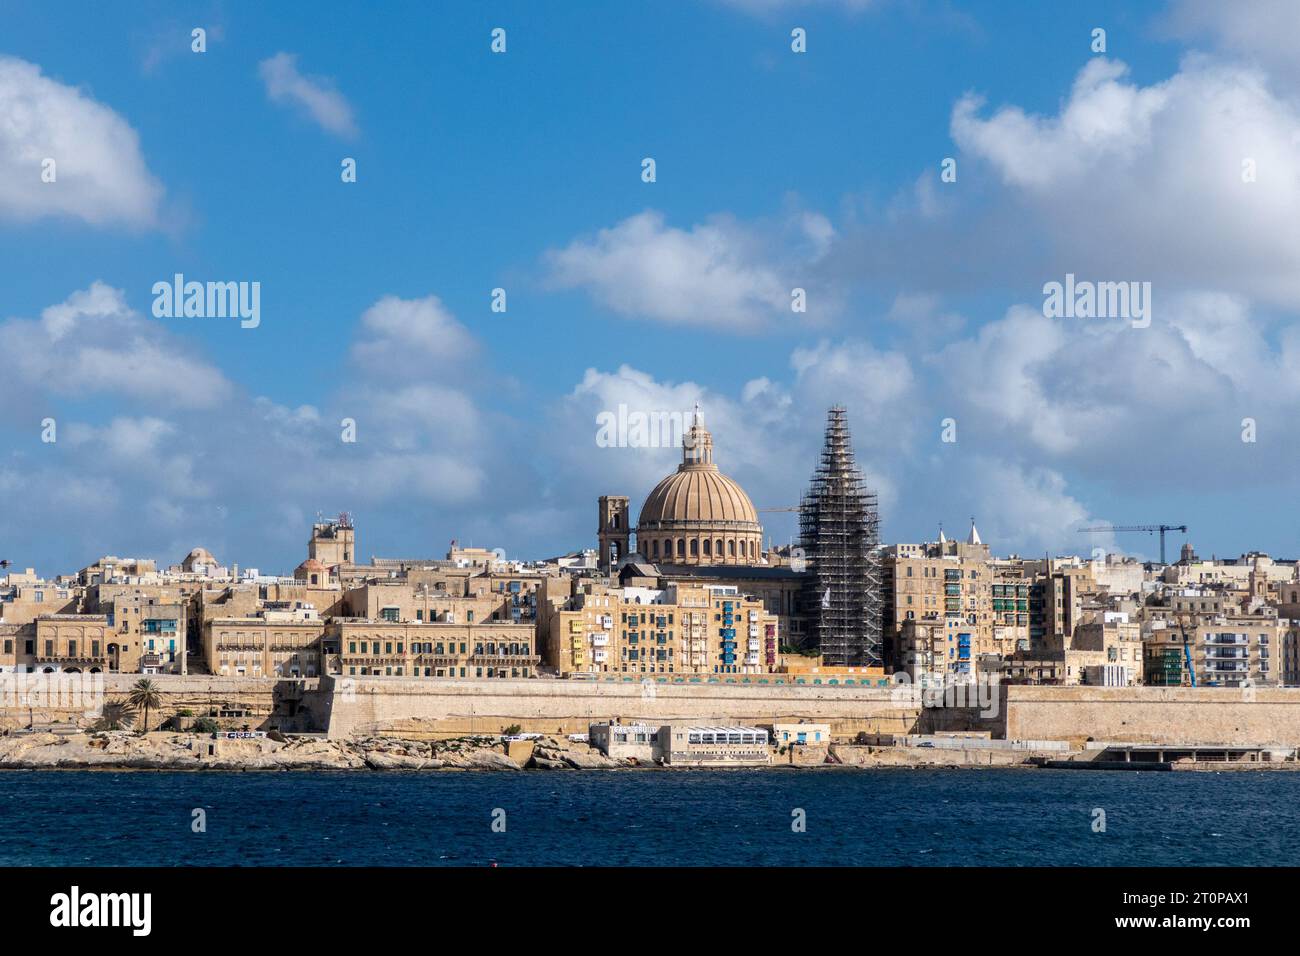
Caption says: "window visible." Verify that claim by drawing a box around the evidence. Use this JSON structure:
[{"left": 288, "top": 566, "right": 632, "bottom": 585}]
[{"left": 380, "top": 607, "right": 400, "bottom": 622}]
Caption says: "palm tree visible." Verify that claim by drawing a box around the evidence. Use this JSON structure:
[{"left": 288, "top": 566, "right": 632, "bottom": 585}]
[{"left": 127, "top": 679, "right": 162, "bottom": 734}]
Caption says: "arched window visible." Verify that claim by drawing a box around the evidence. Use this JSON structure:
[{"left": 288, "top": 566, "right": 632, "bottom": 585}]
[
  {"left": 728, "top": 539, "right": 736, "bottom": 557},
  {"left": 715, "top": 539, "right": 723, "bottom": 557},
  {"left": 703, "top": 539, "right": 711, "bottom": 556},
  {"left": 690, "top": 539, "right": 699, "bottom": 557},
  {"left": 651, "top": 540, "right": 659, "bottom": 559},
  {"left": 677, "top": 538, "right": 685, "bottom": 557}
]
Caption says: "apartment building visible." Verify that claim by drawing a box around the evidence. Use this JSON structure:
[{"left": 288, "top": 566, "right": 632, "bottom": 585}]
[
  {"left": 541, "top": 579, "right": 777, "bottom": 676},
  {"left": 882, "top": 531, "right": 992, "bottom": 678},
  {"left": 205, "top": 607, "right": 325, "bottom": 678},
  {"left": 1073, "top": 612, "right": 1144, "bottom": 685},
  {"left": 1143, "top": 612, "right": 1281, "bottom": 688},
  {"left": 26, "top": 615, "right": 111, "bottom": 673},
  {"left": 332, "top": 620, "right": 538, "bottom": 678}
]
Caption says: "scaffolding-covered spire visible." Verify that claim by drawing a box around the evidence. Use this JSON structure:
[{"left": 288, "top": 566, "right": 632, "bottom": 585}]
[{"left": 799, "top": 406, "right": 882, "bottom": 667}]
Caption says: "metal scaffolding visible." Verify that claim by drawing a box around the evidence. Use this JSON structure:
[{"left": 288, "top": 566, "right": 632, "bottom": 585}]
[{"left": 799, "top": 406, "right": 882, "bottom": 667}]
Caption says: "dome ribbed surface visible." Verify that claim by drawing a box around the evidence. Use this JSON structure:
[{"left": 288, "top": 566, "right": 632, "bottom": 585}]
[{"left": 639, "top": 466, "right": 760, "bottom": 528}]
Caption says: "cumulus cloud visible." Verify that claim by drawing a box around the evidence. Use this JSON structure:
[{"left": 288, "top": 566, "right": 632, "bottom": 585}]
[
  {"left": 1161, "top": 0, "right": 1300, "bottom": 86},
  {"left": 0, "top": 56, "right": 163, "bottom": 226},
  {"left": 258, "top": 52, "right": 357, "bottom": 138},
  {"left": 349, "top": 294, "right": 478, "bottom": 379},
  {"left": 0, "top": 286, "right": 514, "bottom": 574},
  {"left": 929, "top": 292, "right": 1300, "bottom": 500},
  {"left": 951, "top": 56, "right": 1300, "bottom": 308},
  {"left": 964, "top": 458, "right": 1106, "bottom": 556},
  {"left": 544, "top": 210, "right": 800, "bottom": 330},
  {"left": 0, "top": 282, "right": 232, "bottom": 409}
]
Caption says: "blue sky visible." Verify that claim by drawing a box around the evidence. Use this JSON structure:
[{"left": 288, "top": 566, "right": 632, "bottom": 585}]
[{"left": 2, "top": 0, "right": 1299, "bottom": 574}]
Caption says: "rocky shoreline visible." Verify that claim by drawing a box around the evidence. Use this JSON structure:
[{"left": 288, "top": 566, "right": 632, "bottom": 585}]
[{"left": 0, "top": 731, "right": 630, "bottom": 772}]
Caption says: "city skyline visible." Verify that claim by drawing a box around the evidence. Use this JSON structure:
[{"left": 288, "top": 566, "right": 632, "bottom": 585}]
[{"left": 4, "top": 1, "right": 1300, "bottom": 573}]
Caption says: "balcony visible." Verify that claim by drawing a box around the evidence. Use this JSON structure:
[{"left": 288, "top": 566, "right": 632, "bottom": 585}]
[{"left": 33, "top": 655, "right": 108, "bottom": 667}]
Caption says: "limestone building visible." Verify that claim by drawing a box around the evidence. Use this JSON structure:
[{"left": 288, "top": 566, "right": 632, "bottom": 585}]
[
  {"left": 332, "top": 620, "right": 538, "bottom": 678},
  {"left": 881, "top": 527, "right": 993, "bottom": 679},
  {"left": 206, "top": 610, "right": 325, "bottom": 678},
  {"left": 540, "top": 578, "right": 777, "bottom": 676}
]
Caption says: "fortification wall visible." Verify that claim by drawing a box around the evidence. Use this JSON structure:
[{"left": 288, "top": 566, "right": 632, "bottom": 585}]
[
  {"left": 1000, "top": 686, "right": 1300, "bottom": 746},
  {"left": 11, "top": 673, "right": 1300, "bottom": 747},
  {"left": 320, "top": 675, "right": 921, "bottom": 739},
  {"left": 0, "top": 673, "right": 320, "bottom": 732}
]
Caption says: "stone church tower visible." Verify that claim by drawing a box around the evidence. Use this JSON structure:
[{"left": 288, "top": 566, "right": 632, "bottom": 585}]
[{"left": 597, "top": 495, "right": 630, "bottom": 572}]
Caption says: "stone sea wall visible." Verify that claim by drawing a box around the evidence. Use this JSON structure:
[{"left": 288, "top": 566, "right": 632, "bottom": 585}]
[
  {"left": 319, "top": 675, "right": 920, "bottom": 740},
  {"left": 8, "top": 673, "right": 1300, "bottom": 749},
  {"left": 999, "top": 686, "right": 1300, "bottom": 746}
]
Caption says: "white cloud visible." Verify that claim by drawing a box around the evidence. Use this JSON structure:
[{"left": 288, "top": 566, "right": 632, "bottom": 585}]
[
  {"left": 349, "top": 294, "right": 478, "bottom": 379},
  {"left": 0, "top": 56, "right": 163, "bottom": 226},
  {"left": 0, "top": 285, "right": 507, "bottom": 574},
  {"left": 965, "top": 458, "right": 1104, "bottom": 556},
  {"left": 1161, "top": 0, "right": 1300, "bottom": 84},
  {"left": 0, "top": 282, "right": 233, "bottom": 409},
  {"left": 258, "top": 52, "right": 357, "bottom": 138},
  {"left": 545, "top": 210, "right": 795, "bottom": 329},
  {"left": 951, "top": 56, "right": 1300, "bottom": 308},
  {"left": 791, "top": 339, "right": 915, "bottom": 419}
]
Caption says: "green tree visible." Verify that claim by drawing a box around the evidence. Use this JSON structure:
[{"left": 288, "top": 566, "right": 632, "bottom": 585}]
[
  {"left": 127, "top": 678, "right": 162, "bottom": 734},
  {"left": 190, "top": 716, "right": 220, "bottom": 735}
]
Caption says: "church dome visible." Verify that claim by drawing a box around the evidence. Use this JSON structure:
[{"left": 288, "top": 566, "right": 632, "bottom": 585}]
[
  {"left": 635, "top": 408, "right": 763, "bottom": 566},
  {"left": 639, "top": 468, "right": 759, "bottom": 527}
]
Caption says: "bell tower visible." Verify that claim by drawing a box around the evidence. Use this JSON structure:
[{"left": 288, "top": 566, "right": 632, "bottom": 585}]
[{"left": 597, "top": 496, "right": 630, "bottom": 573}]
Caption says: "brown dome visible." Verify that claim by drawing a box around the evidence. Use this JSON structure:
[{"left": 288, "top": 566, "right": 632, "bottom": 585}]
[
  {"left": 639, "top": 467, "right": 759, "bottom": 528},
  {"left": 634, "top": 409, "right": 763, "bottom": 566}
]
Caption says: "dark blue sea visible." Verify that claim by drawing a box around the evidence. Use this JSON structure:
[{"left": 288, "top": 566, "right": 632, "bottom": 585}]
[{"left": 1, "top": 768, "right": 1295, "bottom": 866}]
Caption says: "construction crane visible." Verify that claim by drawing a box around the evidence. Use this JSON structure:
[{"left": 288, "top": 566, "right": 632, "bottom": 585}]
[{"left": 1078, "top": 524, "right": 1188, "bottom": 564}]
